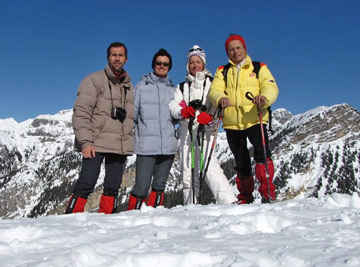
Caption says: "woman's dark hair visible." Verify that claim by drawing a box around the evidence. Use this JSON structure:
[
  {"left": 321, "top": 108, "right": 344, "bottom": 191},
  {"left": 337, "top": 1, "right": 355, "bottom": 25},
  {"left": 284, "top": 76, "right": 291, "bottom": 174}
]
[{"left": 151, "top": 48, "right": 172, "bottom": 71}]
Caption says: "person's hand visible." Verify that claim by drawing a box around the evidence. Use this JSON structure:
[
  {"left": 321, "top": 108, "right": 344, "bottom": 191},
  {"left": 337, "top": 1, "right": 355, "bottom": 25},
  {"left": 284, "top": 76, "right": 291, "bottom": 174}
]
[
  {"left": 181, "top": 106, "right": 195, "bottom": 119},
  {"left": 197, "top": 112, "right": 213, "bottom": 125},
  {"left": 252, "top": 95, "right": 267, "bottom": 106},
  {"left": 219, "top": 97, "right": 231, "bottom": 108},
  {"left": 82, "top": 146, "right": 95, "bottom": 158}
]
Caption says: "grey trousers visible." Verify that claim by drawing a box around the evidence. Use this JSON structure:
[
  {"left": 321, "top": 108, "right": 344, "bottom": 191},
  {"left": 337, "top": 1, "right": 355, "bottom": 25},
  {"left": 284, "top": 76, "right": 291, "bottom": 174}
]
[{"left": 131, "top": 154, "right": 175, "bottom": 198}]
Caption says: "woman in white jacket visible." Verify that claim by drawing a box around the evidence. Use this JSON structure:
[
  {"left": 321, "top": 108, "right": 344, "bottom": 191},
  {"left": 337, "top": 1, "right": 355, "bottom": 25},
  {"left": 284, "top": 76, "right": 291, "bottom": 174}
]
[{"left": 169, "top": 45, "right": 237, "bottom": 205}]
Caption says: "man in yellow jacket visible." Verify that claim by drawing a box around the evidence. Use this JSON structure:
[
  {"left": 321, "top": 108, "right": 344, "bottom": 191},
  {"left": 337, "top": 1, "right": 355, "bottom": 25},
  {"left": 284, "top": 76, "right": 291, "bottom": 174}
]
[{"left": 209, "top": 34, "right": 279, "bottom": 203}]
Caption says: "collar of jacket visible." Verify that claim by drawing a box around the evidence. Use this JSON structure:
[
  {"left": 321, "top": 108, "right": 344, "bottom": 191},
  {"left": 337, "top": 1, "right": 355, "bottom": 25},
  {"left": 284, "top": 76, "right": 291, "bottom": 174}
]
[
  {"left": 105, "top": 63, "right": 131, "bottom": 84},
  {"left": 228, "top": 54, "right": 252, "bottom": 69},
  {"left": 185, "top": 68, "right": 212, "bottom": 83},
  {"left": 142, "top": 72, "right": 173, "bottom": 87}
]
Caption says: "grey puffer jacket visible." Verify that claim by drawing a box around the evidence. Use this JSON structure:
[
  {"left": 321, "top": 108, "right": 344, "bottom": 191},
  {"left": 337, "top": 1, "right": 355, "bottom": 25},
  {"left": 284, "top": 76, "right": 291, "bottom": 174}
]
[
  {"left": 72, "top": 64, "right": 134, "bottom": 154},
  {"left": 134, "top": 72, "right": 178, "bottom": 155}
]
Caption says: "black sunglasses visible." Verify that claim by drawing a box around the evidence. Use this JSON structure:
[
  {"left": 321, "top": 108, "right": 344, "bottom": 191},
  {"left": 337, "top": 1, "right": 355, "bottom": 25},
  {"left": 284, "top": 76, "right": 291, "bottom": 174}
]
[
  {"left": 188, "top": 47, "right": 204, "bottom": 53},
  {"left": 155, "top": 61, "right": 170, "bottom": 67}
]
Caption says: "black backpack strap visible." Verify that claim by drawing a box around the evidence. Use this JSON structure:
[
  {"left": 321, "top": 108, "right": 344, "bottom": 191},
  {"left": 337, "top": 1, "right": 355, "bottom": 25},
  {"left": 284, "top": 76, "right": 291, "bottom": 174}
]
[
  {"left": 179, "top": 81, "right": 186, "bottom": 94},
  {"left": 179, "top": 81, "right": 192, "bottom": 102},
  {"left": 222, "top": 63, "right": 231, "bottom": 87},
  {"left": 252, "top": 61, "right": 261, "bottom": 78}
]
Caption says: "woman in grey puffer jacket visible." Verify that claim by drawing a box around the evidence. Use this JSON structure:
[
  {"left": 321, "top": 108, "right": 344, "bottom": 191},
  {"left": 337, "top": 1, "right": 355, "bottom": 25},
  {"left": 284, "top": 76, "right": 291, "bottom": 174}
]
[{"left": 127, "top": 48, "right": 178, "bottom": 210}]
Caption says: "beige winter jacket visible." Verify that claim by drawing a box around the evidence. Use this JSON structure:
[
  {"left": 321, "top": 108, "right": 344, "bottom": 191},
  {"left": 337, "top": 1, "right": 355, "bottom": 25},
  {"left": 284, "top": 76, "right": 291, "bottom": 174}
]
[{"left": 72, "top": 64, "right": 134, "bottom": 154}]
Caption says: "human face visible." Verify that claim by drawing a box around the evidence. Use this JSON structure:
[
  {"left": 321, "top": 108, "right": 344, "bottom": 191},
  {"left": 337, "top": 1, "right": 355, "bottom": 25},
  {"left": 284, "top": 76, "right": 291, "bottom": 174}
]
[
  {"left": 227, "top": 40, "right": 246, "bottom": 65},
  {"left": 107, "top": 47, "right": 128, "bottom": 73},
  {"left": 153, "top": 56, "right": 170, "bottom": 78},
  {"left": 188, "top": 55, "right": 204, "bottom": 76}
]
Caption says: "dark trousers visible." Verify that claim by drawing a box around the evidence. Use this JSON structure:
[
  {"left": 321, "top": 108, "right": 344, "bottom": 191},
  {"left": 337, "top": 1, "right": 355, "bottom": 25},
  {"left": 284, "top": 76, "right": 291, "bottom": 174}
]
[
  {"left": 131, "top": 154, "right": 175, "bottom": 198},
  {"left": 225, "top": 124, "right": 271, "bottom": 177},
  {"left": 73, "top": 153, "right": 127, "bottom": 198}
]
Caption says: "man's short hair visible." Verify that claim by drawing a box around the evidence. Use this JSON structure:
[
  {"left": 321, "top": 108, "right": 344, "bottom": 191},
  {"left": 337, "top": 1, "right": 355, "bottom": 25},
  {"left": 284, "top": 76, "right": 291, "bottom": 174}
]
[{"left": 107, "top": 42, "right": 128, "bottom": 59}]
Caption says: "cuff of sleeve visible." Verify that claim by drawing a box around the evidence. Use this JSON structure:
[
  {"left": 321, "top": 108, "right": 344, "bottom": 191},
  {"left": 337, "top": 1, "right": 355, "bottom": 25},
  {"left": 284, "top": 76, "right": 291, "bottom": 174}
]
[{"left": 81, "top": 141, "right": 93, "bottom": 149}]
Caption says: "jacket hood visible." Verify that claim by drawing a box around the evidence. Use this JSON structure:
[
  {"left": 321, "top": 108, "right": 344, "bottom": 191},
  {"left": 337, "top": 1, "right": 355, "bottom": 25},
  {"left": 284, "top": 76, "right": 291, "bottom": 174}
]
[{"left": 141, "top": 72, "right": 173, "bottom": 87}]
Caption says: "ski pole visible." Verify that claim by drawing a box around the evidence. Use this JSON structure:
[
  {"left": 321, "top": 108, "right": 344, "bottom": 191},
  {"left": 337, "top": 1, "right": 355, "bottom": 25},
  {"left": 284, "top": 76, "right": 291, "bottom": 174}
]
[
  {"left": 197, "top": 106, "right": 207, "bottom": 204},
  {"left": 200, "top": 106, "right": 223, "bottom": 196},
  {"left": 245, "top": 92, "right": 272, "bottom": 203},
  {"left": 188, "top": 115, "right": 196, "bottom": 204}
]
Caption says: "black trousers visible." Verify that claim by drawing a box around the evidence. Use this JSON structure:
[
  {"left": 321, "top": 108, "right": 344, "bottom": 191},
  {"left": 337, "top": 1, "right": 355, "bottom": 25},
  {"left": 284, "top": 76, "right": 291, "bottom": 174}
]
[
  {"left": 73, "top": 153, "right": 127, "bottom": 198},
  {"left": 225, "top": 124, "right": 271, "bottom": 177},
  {"left": 131, "top": 154, "right": 175, "bottom": 198}
]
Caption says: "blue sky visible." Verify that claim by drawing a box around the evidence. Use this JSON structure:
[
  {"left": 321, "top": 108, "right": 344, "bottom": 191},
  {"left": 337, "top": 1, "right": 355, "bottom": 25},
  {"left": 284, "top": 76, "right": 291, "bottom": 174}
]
[{"left": 1, "top": 0, "right": 359, "bottom": 122}]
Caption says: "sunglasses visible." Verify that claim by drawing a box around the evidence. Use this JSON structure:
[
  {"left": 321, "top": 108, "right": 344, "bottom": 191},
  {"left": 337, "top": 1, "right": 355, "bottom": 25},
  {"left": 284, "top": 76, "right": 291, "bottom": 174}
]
[
  {"left": 155, "top": 61, "right": 170, "bottom": 67},
  {"left": 188, "top": 47, "right": 204, "bottom": 53}
]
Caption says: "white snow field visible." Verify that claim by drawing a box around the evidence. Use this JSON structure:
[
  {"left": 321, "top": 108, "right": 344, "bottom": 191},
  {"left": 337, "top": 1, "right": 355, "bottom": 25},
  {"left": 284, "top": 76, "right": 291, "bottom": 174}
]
[{"left": 0, "top": 193, "right": 360, "bottom": 267}]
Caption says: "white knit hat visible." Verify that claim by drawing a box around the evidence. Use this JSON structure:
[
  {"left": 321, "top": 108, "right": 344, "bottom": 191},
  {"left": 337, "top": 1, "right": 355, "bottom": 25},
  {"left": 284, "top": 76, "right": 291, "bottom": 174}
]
[{"left": 186, "top": 45, "right": 206, "bottom": 73}]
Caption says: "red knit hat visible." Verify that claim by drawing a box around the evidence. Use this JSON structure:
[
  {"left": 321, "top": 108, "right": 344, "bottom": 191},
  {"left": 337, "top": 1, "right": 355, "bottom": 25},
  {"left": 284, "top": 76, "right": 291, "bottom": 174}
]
[{"left": 225, "top": 34, "right": 247, "bottom": 55}]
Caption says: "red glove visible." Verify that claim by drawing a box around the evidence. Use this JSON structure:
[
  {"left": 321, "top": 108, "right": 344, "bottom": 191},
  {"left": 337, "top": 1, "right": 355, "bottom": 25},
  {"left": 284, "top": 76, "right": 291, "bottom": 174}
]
[
  {"left": 181, "top": 106, "right": 195, "bottom": 119},
  {"left": 179, "top": 100, "right": 187, "bottom": 109},
  {"left": 197, "top": 112, "right": 213, "bottom": 125}
]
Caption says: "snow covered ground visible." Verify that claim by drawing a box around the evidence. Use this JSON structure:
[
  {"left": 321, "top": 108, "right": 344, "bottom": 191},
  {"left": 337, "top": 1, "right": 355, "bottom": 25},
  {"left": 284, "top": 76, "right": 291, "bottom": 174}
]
[{"left": 1, "top": 193, "right": 360, "bottom": 267}]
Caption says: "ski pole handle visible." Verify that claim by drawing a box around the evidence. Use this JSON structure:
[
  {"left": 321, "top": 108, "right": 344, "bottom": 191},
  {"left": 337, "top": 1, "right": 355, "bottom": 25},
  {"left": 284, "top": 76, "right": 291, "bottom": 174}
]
[
  {"left": 213, "top": 105, "right": 221, "bottom": 120},
  {"left": 218, "top": 105, "right": 224, "bottom": 119},
  {"left": 214, "top": 104, "right": 224, "bottom": 120},
  {"left": 245, "top": 92, "right": 255, "bottom": 101},
  {"left": 245, "top": 91, "right": 263, "bottom": 115}
]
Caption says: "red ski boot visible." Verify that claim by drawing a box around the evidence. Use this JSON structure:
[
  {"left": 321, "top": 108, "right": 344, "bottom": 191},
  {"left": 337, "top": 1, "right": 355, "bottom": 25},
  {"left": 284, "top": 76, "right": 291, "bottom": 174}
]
[
  {"left": 65, "top": 194, "right": 87, "bottom": 214},
  {"left": 99, "top": 194, "right": 118, "bottom": 214},
  {"left": 235, "top": 174, "right": 255, "bottom": 204},
  {"left": 147, "top": 190, "right": 164, "bottom": 208},
  {"left": 127, "top": 194, "right": 146, "bottom": 210},
  {"left": 255, "top": 158, "right": 276, "bottom": 203}
]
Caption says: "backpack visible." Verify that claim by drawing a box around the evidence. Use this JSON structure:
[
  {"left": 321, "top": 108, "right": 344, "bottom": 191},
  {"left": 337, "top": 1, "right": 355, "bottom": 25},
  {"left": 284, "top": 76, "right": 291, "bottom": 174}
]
[{"left": 221, "top": 61, "right": 273, "bottom": 134}]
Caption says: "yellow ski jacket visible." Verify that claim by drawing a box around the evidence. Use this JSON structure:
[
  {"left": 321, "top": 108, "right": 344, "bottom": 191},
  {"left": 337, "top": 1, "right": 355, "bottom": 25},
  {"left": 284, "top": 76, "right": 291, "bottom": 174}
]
[{"left": 209, "top": 55, "right": 278, "bottom": 130}]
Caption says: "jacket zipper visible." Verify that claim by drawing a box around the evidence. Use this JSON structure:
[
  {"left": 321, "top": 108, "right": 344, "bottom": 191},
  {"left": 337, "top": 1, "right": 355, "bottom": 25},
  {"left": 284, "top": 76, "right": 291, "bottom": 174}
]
[
  {"left": 120, "top": 83, "right": 125, "bottom": 154},
  {"left": 158, "top": 83, "right": 163, "bottom": 154},
  {"left": 235, "top": 66, "right": 241, "bottom": 128}
]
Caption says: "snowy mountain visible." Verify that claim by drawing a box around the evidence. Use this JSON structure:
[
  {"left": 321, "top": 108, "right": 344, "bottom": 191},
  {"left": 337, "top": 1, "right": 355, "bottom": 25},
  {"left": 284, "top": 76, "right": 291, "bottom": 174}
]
[
  {"left": 0, "top": 104, "right": 359, "bottom": 218},
  {"left": 270, "top": 104, "right": 360, "bottom": 199}
]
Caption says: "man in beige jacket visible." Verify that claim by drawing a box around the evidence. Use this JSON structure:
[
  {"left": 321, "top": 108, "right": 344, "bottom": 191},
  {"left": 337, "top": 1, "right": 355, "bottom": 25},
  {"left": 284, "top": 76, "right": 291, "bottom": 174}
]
[{"left": 65, "top": 42, "right": 134, "bottom": 214}]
